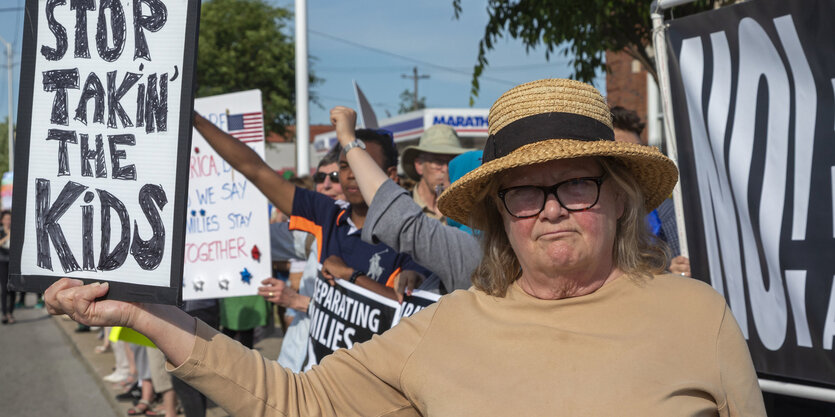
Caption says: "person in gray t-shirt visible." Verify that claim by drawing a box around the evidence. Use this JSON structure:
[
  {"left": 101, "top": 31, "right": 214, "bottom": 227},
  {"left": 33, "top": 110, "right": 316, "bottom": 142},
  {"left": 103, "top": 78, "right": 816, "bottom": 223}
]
[{"left": 331, "top": 107, "right": 480, "bottom": 298}]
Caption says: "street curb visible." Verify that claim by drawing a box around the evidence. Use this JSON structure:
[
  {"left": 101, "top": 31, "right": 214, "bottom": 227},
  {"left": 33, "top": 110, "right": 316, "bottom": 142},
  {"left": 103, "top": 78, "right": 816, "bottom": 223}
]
[
  {"left": 50, "top": 314, "right": 285, "bottom": 417},
  {"left": 50, "top": 316, "right": 125, "bottom": 417}
]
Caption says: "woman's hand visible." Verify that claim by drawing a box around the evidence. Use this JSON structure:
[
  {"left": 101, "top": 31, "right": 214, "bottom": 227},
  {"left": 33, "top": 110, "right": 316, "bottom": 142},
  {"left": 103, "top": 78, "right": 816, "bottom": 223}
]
[
  {"left": 669, "top": 256, "right": 691, "bottom": 277},
  {"left": 393, "top": 270, "right": 425, "bottom": 304},
  {"left": 44, "top": 278, "right": 138, "bottom": 328},
  {"left": 258, "top": 277, "right": 309, "bottom": 312}
]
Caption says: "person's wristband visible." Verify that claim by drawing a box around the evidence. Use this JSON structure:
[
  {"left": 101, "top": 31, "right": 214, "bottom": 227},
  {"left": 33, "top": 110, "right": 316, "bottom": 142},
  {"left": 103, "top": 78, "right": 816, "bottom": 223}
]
[{"left": 348, "top": 270, "right": 363, "bottom": 284}]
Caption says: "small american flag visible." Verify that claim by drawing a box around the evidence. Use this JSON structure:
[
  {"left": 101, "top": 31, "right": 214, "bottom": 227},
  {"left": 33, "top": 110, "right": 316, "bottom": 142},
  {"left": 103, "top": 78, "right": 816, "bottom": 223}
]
[{"left": 227, "top": 112, "right": 264, "bottom": 143}]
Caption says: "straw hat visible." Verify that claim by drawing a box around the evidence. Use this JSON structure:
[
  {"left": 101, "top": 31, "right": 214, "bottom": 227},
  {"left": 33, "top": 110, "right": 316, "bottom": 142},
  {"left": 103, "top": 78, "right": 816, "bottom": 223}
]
[
  {"left": 437, "top": 78, "right": 678, "bottom": 227},
  {"left": 401, "top": 124, "right": 470, "bottom": 180}
]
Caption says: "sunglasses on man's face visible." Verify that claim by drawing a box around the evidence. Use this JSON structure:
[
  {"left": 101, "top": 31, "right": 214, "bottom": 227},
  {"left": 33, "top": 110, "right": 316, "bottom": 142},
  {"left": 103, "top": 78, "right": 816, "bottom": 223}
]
[{"left": 313, "top": 171, "right": 339, "bottom": 184}]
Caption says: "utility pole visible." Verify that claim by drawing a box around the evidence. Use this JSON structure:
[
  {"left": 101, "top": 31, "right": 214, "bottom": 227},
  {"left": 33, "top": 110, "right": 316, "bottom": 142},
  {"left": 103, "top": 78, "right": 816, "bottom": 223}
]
[
  {"left": 401, "top": 67, "right": 429, "bottom": 111},
  {"left": 294, "top": 0, "right": 309, "bottom": 175}
]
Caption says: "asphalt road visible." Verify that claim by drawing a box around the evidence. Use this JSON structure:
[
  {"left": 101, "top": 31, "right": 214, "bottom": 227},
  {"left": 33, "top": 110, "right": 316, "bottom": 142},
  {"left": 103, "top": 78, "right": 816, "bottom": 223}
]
[{"left": 0, "top": 299, "right": 116, "bottom": 417}]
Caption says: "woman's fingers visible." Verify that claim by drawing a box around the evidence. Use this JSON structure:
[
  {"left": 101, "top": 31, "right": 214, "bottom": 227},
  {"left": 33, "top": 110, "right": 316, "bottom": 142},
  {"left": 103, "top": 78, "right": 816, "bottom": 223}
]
[
  {"left": 44, "top": 278, "right": 83, "bottom": 315},
  {"left": 70, "top": 282, "right": 109, "bottom": 323}
]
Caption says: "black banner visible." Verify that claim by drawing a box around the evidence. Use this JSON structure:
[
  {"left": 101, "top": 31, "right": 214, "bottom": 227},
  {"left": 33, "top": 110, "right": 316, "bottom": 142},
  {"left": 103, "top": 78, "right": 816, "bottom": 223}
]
[
  {"left": 304, "top": 275, "right": 440, "bottom": 369},
  {"left": 392, "top": 289, "right": 440, "bottom": 326},
  {"left": 665, "top": 0, "right": 835, "bottom": 386},
  {"left": 305, "top": 274, "right": 398, "bottom": 369}
]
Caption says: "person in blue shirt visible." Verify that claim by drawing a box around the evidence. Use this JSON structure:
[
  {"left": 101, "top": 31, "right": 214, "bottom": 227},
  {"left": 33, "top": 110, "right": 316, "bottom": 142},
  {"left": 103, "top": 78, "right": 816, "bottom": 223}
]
[
  {"left": 611, "top": 106, "right": 690, "bottom": 276},
  {"left": 192, "top": 114, "right": 428, "bottom": 301}
]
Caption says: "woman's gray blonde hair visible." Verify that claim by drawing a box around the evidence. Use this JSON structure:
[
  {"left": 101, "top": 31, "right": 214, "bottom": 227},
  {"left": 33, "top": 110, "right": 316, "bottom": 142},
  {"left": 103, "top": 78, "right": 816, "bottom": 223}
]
[{"left": 468, "top": 157, "right": 670, "bottom": 297}]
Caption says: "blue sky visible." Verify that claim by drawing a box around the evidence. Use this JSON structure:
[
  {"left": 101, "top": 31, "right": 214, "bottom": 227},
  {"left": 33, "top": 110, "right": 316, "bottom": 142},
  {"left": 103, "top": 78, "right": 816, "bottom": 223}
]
[{"left": 0, "top": 0, "right": 604, "bottom": 127}]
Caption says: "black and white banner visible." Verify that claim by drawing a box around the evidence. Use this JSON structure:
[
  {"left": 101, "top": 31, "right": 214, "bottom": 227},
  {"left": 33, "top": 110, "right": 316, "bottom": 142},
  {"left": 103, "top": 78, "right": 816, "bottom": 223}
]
[
  {"left": 304, "top": 274, "right": 439, "bottom": 369},
  {"left": 665, "top": 0, "right": 835, "bottom": 385}
]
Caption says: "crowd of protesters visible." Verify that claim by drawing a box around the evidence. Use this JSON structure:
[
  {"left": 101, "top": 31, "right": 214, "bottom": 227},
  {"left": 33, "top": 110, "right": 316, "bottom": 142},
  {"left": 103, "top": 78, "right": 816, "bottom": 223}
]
[{"left": 32, "top": 78, "right": 766, "bottom": 415}]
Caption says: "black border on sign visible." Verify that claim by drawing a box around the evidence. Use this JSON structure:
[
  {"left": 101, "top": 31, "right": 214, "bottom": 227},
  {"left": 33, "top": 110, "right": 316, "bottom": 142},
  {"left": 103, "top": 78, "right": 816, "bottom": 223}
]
[{"left": 8, "top": 0, "right": 202, "bottom": 305}]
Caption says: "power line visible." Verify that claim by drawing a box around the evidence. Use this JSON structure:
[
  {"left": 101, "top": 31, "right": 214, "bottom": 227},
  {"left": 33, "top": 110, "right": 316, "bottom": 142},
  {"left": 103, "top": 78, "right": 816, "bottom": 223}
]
[
  {"left": 317, "top": 62, "right": 567, "bottom": 72},
  {"left": 309, "top": 29, "right": 516, "bottom": 86},
  {"left": 317, "top": 65, "right": 411, "bottom": 73}
]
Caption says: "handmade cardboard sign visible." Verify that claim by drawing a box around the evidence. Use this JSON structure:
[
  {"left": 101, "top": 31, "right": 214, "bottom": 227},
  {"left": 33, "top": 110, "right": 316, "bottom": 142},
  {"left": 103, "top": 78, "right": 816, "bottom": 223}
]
[
  {"left": 183, "top": 90, "right": 272, "bottom": 300},
  {"left": 304, "top": 273, "right": 440, "bottom": 370},
  {"left": 9, "top": 0, "right": 200, "bottom": 304}
]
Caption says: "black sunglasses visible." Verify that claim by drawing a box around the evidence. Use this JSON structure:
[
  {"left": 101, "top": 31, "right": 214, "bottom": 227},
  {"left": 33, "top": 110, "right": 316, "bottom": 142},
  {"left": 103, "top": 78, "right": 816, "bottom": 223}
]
[{"left": 313, "top": 171, "right": 339, "bottom": 184}]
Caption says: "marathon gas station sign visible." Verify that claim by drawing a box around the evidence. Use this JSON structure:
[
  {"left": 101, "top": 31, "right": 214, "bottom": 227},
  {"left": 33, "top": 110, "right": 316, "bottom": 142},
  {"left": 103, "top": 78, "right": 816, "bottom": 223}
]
[{"left": 314, "top": 108, "right": 488, "bottom": 153}]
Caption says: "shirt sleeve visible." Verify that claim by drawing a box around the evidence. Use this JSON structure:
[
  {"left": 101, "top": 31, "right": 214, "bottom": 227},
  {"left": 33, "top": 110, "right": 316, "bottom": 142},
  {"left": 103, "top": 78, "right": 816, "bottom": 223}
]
[
  {"left": 716, "top": 305, "right": 767, "bottom": 416},
  {"left": 362, "top": 179, "right": 480, "bottom": 291},
  {"left": 169, "top": 300, "right": 441, "bottom": 417},
  {"left": 290, "top": 187, "right": 338, "bottom": 226},
  {"left": 289, "top": 188, "right": 339, "bottom": 264},
  {"left": 270, "top": 222, "right": 299, "bottom": 262}
]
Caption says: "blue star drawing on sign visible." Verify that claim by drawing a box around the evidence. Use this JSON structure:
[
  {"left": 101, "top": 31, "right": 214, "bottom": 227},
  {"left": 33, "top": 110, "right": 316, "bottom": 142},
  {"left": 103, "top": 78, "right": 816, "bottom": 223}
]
[{"left": 240, "top": 268, "right": 252, "bottom": 284}]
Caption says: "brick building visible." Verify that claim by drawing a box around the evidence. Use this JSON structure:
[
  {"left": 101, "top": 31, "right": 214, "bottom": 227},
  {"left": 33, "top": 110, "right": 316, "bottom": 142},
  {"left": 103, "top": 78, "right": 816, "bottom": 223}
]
[{"left": 605, "top": 50, "right": 663, "bottom": 148}]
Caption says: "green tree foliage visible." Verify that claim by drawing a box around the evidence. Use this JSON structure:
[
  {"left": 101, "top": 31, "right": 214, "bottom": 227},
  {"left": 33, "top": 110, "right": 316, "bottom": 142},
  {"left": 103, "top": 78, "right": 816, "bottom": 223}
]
[
  {"left": 452, "top": 0, "right": 731, "bottom": 102},
  {"left": 197, "top": 0, "right": 319, "bottom": 135},
  {"left": 398, "top": 89, "right": 426, "bottom": 114},
  {"left": 0, "top": 118, "right": 10, "bottom": 175}
]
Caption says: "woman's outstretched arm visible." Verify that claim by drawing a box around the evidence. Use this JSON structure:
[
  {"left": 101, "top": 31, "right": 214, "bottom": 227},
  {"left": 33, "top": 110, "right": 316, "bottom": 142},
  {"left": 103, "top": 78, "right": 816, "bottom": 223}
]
[{"left": 44, "top": 278, "right": 196, "bottom": 366}]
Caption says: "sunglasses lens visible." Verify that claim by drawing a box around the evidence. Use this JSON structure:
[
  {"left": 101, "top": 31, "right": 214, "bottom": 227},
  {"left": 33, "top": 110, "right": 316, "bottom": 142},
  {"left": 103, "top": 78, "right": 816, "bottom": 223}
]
[{"left": 314, "top": 171, "right": 338, "bottom": 184}]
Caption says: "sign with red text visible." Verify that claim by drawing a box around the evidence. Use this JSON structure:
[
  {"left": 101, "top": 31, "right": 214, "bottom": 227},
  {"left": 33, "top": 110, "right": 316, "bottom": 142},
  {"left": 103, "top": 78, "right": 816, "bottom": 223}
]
[
  {"left": 182, "top": 90, "right": 272, "bottom": 300},
  {"left": 9, "top": 0, "right": 200, "bottom": 304}
]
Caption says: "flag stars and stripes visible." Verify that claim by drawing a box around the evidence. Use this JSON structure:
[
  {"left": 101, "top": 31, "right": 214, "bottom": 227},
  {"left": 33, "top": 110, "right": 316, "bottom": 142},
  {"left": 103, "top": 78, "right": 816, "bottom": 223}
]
[{"left": 227, "top": 112, "right": 264, "bottom": 143}]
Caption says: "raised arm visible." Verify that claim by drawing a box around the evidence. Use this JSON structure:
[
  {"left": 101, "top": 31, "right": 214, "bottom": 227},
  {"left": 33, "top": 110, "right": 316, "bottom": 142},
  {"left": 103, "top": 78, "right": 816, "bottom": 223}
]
[
  {"left": 330, "top": 106, "right": 479, "bottom": 291},
  {"left": 329, "top": 107, "right": 389, "bottom": 203},
  {"left": 193, "top": 113, "right": 296, "bottom": 215}
]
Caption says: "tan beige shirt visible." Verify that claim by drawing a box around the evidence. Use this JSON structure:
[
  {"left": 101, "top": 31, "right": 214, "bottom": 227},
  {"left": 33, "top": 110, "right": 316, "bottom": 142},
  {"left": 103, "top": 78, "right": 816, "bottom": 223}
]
[
  {"left": 411, "top": 187, "right": 445, "bottom": 222},
  {"left": 170, "top": 274, "right": 765, "bottom": 416}
]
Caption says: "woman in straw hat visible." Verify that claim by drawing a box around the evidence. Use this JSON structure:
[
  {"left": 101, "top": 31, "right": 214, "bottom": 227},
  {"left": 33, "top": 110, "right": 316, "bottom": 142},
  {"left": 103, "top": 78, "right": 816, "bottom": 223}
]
[{"left": 43, "top": 79, "right": 764, "bottom": 416}]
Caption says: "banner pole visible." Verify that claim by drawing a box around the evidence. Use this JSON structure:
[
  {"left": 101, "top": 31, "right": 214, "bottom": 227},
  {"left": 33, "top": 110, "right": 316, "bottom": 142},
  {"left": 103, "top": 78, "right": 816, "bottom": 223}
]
[
  {"left": 759, "top": 379, "right": 835, "bottom": 403},
  {"left": 651, "top": 1, "right": 689, "bottom": 259}
]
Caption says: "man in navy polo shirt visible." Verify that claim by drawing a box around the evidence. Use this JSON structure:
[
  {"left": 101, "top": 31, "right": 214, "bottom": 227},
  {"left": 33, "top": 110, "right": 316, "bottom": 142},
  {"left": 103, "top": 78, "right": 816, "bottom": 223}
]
[{"left": 192, "top": 114, "right": 427, "bottom": 298}]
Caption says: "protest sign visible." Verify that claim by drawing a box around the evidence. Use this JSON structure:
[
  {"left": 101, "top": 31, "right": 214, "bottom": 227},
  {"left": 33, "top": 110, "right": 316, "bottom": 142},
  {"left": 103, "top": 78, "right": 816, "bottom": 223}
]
[
  {"left": 392, "top": 290, "right": 440, "bottom": 326},
  {"left": 665, "top": 0, "right": 835, "bottom": 386},
  {"left": 9, "top": 0, "right": 200, "bottom": 304},
  {"left": 304, "top": 273, "right": 441, "bottom": 369},
  {"left": 183, "top": 90, "right": 272, "bottom": 300},
  {"left": 305, "top": 274, "right": 398, "bottom": 369}
]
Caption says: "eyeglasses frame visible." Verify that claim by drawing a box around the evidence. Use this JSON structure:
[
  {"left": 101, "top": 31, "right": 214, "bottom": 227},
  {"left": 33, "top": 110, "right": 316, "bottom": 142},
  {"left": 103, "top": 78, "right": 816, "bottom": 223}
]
[{"left": 497, "top": 175, "right": 606, "bottom": 219}]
